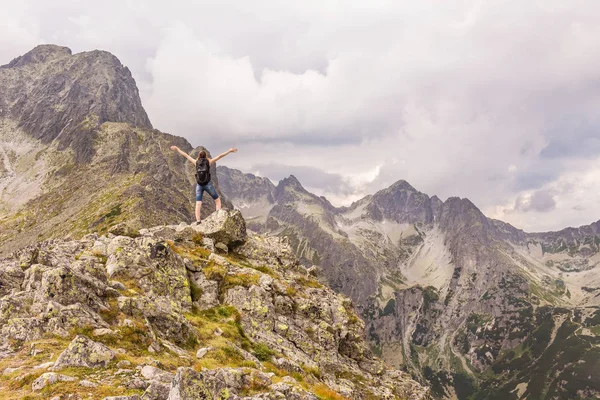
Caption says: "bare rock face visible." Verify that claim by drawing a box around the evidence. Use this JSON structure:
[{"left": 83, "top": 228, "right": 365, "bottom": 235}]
[
  {"left": 192, "top": 209, "right": 247, "bottom": 247},
  {"left": 52, "top": 335, "right": 115, "bottom": 370},
  {"left": 0, "top": 44, "right": 152, "bottom": 163}
]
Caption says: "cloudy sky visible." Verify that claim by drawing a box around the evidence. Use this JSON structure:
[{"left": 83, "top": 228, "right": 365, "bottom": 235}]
[{"left": 2, "top": 0, "right": 599, "bottom": 231}]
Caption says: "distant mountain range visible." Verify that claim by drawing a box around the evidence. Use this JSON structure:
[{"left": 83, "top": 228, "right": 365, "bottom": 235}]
[
  {"left": 217, "top": 166, "right": 600, "bottom": 399},
  {"left": 1, "top": 45, "right": 598, "bottom": 399}
]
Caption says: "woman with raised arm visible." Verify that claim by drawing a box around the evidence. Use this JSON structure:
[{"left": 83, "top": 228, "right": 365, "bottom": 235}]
[{"left": 170, "top": 145, "right": 238, "bottom": 224}]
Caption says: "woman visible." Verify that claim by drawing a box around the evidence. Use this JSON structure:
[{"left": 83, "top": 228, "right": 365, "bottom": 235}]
[{"left": 170, "top": 145, "right": 238, "bottom": 223}]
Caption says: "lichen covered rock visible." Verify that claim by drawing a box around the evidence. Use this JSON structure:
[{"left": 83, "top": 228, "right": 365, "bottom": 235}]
[
  {"left": 192, "top": 209, "right": 247, "bottom": 247},
  {"left": 53, "top": 335, "right": 115, "bottom": 370},
  {"left": 167, "top": 367, "right": 212, "bottom": 400},
  {"left": 0, "top": 213, "right": 430, "bottom": 400}
]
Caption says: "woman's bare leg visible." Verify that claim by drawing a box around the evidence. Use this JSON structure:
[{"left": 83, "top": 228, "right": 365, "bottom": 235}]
[
  {"left": 195, "top": 201, "right": 202, "bottom": 221},
  {"left": 215, "top": 198, "right": 222, "bottom": 210}
]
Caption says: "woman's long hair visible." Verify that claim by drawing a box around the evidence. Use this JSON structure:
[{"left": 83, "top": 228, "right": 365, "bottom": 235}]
[{"left": 196, "top": 150, "right": 207, "bottom": 161}]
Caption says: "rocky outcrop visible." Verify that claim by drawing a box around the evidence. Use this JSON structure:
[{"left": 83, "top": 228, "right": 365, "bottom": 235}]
[
  {"left": 192, "top": 209, "right": 247, "bottom": 248},
  {"left": 0, "top": 46, "right": 231, "bottom": 256},
  {"left": 52, "top": 335, "right": 115, "bottom": 369},
  {"left": 0, "top": 210, "right": 430, "bottom": 399}
]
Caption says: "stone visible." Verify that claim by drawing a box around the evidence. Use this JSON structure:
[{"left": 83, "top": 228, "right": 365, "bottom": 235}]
[
  {"left": 108, "top": 223, "right": 140, "bottom": 238},
  {"left": 126, "top": 377, "right": 148, "bottom": 390},
  {"left": 32, "top": 372, "right": 77, "bottom": 391},
  {"left": 142, "top": 381, "right": 171, "bottom": 400},
  {"left": 117, "top": 360, "right": 132, "bottom": 368},
  {"left": 141, "top": 365, "right": 174, "bottom": 384},
  {"left": 196, "top": 347, "right": 212, "bottom": 359},
  {"left": 93, "top": 328, "right": 115, "bottom": 336},
  {"left": 201, "top": 237, "right": 215, "bottom": 252},
  {"left": 52, "top": 335, "right": 115, "bottom": 370},
  {"left": 214, "top": 242, "right": 228, "bottom": 254},
  {"left": 167, "top": 367, "right": 212, "bottom": 400},
  {"left": 189, "top": 272, "right": 219, "bottom": 310},
  {"left": 33, "top": 362, "right": 55, "bottom": 370},
  {"left": 3, "top": 366, "right": 23, "bottom": 375},
  {"left": 110, "top": 281, "right": 127, "bottom": 291},
  {"left": 191, "top": 209, "right": 247, "bottom": 248},
  {"left": 102, "top": 397, "right": 141, "bottom": 400},
  {"left": 160, "top": 340, "right": 191, "bottom": 359},
  {"left": 273, "top": 357, "right": 302, "bottom": 374},
  {"left": 80, "top": 380, "right": 98, "bottom": 388}
]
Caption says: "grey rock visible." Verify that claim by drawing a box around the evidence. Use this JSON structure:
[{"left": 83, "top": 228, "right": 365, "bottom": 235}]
[
  {"left": 167, "top": 367, "right": 212, "bottom": 400},
  {"left": 32, "top": 372, "right": 77, "bottom": 391},
  {"left": 3, "top": 366, "right": 23, "bottom": 375},
  {"left": 141, "top": 365, "right": 174, "bottom": 384},
  {"left": 196, "top": 347, "right": 212, "bottom": 359},
  {"left": 52, "top": 335, "right": 115, "bottom": 370},
  {"left": 117, "top": 360, "right": 132, "bottom": 368},
  {"left": 192, "top": 209, "right": 247, "bottom": 247},
  {"left": 142, "top": 380, "right": 170, "bottom": 400},
  {"left": 215, "top": 242, "right": 229, "bottom": 254},
  {"left": 126, "top": 377, "right": 149, "bottom": 390}
]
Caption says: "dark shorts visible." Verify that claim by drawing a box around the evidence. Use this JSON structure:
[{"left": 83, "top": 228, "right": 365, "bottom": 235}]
[{"left": 196, "top": 182, "right": 219, "bottom": 201}]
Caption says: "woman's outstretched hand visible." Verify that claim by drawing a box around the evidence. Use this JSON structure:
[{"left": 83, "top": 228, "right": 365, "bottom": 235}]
[
  {"left": 229, "top": 147, "right": 238, "bottom": 153},
  {"left": 170, "top": 145, "right": 178, "bottom": 151}
]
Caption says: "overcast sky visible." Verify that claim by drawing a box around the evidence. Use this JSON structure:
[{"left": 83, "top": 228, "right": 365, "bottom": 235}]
[{"left": 2, "top": 0, "right": 599, "bottom": 232}]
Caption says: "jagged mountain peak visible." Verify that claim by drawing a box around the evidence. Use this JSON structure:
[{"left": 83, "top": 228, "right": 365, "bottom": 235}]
[
  {"left": 0, "top": 44, "right": 152, "bottom": 163},
  {"left": 1, "top": 44, "right": 72, "bottom": 68},
  {"left": 277, "top": 174, "right": 304, "bottom": 189},
  {"left": 273, "top": 174, "right": 312, "bottom": 202},
  {"left": 386, "top": 179, "right": 419, "bottom": 192}
]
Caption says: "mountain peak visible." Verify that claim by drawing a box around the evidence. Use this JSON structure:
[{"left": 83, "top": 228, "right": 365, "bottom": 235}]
[
  {"left": 278, "top": 175, "right": 305, "bottom": 190},
  {"left": 0, "top": 44, "right": 152, "bottom": 163},
  {"left": 1, "top": 44, "right": 72, "bottom": 68},
  {"left": 388, "top": 179, "right": 418, "bottom": 192}
]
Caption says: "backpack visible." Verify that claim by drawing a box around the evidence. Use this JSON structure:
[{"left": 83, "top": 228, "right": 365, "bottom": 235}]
[{"left": 195, "top": 158, "right": 211, "bottom": 185}]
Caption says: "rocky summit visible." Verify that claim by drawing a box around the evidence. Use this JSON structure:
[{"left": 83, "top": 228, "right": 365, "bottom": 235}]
[
  {"left": 0, "top": 45, "right": 230, "bottom": 256},
  {"left": 0, "top": 210, "right": 431, "bottom": 399}
]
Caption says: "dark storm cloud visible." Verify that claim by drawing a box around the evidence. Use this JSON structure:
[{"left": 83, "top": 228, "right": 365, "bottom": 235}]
[
  {"left": 514, "top": 189, "right": 557, "bottom": 213},
  {"left": 513, "top": 170, "right": 559, "bottom": 191}
]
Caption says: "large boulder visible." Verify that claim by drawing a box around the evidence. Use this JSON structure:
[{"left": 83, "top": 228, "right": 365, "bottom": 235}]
[
  {"left": 192, "top": 210, "right": 247, "bottom": 247},
  {"left": 52, "top": 335, "right": 115, "bottom": 370}
]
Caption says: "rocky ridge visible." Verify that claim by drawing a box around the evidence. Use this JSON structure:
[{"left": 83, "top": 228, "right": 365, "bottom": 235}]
[
  {"left": 0, "top": 209, "right": 431, "bottom": 399},
  {"left": 0, "top": 45, "right": 230, "bottom": 255}
]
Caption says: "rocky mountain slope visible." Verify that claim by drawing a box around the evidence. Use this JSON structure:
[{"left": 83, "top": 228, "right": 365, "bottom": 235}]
[
  {"left": 217, "top": 167, "right": 600, "bottom": 399},
  {"left": 0, "top": 209, "right": 430, "bottom": 399},
  {"left": 0, "top": 45, "right": 229, "bottom": 255}
]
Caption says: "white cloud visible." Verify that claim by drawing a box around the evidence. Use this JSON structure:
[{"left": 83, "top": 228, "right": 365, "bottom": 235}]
[{"left": 1, "top": 0, "right": 600, "bottom": 231}]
